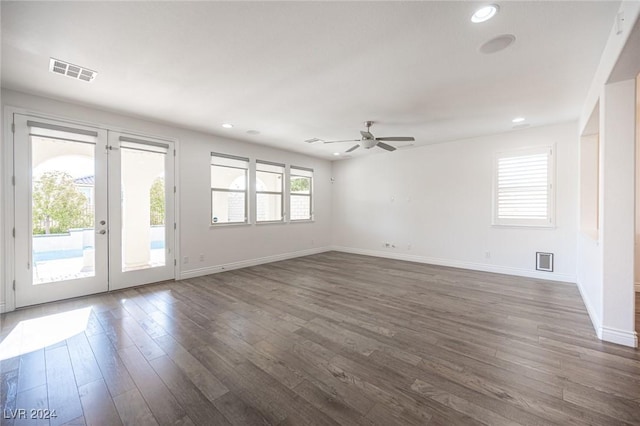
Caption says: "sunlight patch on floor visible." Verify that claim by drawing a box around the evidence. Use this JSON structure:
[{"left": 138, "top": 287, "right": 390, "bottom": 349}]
[{"left": 0, "top": 307, "right": 91, "bottom": 361}]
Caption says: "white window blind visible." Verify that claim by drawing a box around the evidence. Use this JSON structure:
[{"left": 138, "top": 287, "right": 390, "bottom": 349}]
[{"left": 494, "top": 146, "right": 554, "bottom": 227}]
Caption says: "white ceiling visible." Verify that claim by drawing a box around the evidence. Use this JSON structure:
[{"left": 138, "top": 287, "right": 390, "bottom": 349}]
[{"left": 1, "top": 1, "right": 621, "bottom": 159}]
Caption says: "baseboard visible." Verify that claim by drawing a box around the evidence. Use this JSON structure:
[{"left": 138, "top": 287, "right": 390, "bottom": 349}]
[
  {"left": 330, "top": 246, "right": 577, "bottom": 283},
  {"left": 601, "top": 326, "right": 638, "bottom": 348},
  {"left": 179, "top": 246, "right": 332, "bottom": 280},
  {"left": 0, "top": 303, "right": 4, "bottom": 314},
  {"left": 635, "top": 282, "right": 640, "bottom": 292},
  {"left": 575, "top": 279, "right": 603, "bottom": 340}
]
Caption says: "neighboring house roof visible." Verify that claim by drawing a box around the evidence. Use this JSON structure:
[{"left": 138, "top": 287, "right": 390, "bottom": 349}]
[{"left": 74, "top": 175, "right": 94, "bottom": 185}]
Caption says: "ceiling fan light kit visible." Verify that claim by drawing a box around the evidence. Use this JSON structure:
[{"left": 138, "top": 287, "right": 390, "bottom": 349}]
[
  {"left": 362, "top": 139, "right": 377, "bottom": 149},
  {"left": 318, "top": 121, "right": 415, "bottom": 155}
]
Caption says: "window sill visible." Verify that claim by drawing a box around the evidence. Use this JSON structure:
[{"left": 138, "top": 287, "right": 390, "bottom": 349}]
[
  {"left": 210, "top": 222, "right": 250, "bottom": 229},
  {"left": 290, "top": 219, "right": 314, "bottom": 224},
  {"left": 256, "top": 220, "right": 286, "bottom": 226},
  {"left": 491, "top": 223, "right": 556, "bottom": 230}
]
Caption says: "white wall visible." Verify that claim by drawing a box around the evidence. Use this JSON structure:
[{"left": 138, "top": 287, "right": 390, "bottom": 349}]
[
  {"left": 599, "top": 78, "right": 637, "bottom": 347},
  {"left": 1, "top": 89, "right": 332, "bottom": 310},
  {"left": 579, "top": 134, "right": 599, "bottom": 236},
  {"left": 0, "top": 37, "right": 3, "bottom": 312},
  {"left": 576, "top": 233, "right": 603, "bottom": 334},
  {"left": 178, "top": 133, "right": 331, "bottom": 278},
  {"left": 577, "top": 129, "right": 603, "bottom": 336},
  {"left": 576, "top": 5, "right": 639, "bottom": 348},
  {"left": 579, "top": 1, "right": 640, "bottom": 133},
  {"left": 634, "top": 73, "right": 640, "bottom": 292},
  {"left": 636, "top": 76, "right": 640, "bottom": 294},
  {"left": 332, "top": 122, "right": 579, "bottom": 282},
  {"left": 579, "top": 80, "right": 639, "bottom": 350}
]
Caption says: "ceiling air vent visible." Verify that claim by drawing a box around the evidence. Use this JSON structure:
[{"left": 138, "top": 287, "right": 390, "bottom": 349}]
[{"left": 49, "top": 58, "right": 98, "bottom": 83}]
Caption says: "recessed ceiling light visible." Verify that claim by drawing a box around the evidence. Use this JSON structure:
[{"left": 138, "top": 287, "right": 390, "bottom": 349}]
[
  {"left": 222, "top": 123, "right": 233, "bottom": 129},
  {"left": 333, "top": 152, "right": 340, "bottom": 156},
  {"left": 471, "top": 5, "right": 499, "bottom": 23},
  {"left": 512, "top": 117, "right": 525, "bottom": 123}
]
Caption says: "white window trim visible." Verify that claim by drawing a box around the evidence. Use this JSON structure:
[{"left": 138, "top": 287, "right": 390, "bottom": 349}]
[
  {"left": 211, "top": 153, "right": 249, "bottom": 225},
  {"left": 289, "top": 166, "right": 314, "bottom": 222},
  {"left": 492, "top": 145, "right": 556, "bottom": 228},
  {"left": 256, "top": 160, "right": 285, "bottom": 223}
]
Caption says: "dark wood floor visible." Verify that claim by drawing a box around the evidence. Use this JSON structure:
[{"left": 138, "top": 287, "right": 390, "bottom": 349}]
[{"left": 1, "top": 252, "right": 639, "bottom": 425}]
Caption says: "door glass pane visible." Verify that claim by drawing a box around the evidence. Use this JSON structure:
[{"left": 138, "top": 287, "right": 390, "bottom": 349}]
[
  {"left": 121, "top": 143, "right": 166, "bottom": 271},
  {"left": 31, "top": 136, "right": 95, "bottom": 284}
]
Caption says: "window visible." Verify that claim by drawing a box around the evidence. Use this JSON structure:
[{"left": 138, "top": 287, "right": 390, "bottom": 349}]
[
  {"left": 256, "top": 161, "right": 284, "bottom": 222},
  {"left": 290, "top": 167, "right": 313, "bottom": 221},
  {"left": 211, "top": 153, "right": 248, "bottom": 224},
  {"left": 493, "top": 146, "right": 554, "bottom": 227}
]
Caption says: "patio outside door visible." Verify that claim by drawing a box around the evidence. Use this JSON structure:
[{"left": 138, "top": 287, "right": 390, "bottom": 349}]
[{"left": 13, "top": 114, "right": 175, "bottom": 308}]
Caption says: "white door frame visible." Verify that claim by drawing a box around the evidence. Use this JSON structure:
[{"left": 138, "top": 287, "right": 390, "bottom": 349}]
[
  {"left": 107, "top": 130, "right": 176, "bottom": 290},
  {"left": 3, "top": 107, "right": 179, "bottom": 312},
  {"left": 13, "top": 114, "right": 110, "bottom": 307}
]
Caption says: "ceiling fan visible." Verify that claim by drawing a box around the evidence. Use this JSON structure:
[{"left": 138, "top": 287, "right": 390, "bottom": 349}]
[{"left": 323, "top": 121, "right": 415, "bottom": 153}]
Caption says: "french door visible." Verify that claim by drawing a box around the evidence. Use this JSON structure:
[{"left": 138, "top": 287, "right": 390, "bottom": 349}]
[
  {"left": 13, "top": 114, "right": 175, "bottom": 307},
  {"left": 107, "top": 131, "right": 175, "bottom": 290}
]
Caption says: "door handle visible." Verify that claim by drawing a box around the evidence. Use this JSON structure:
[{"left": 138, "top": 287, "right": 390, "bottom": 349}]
[{"left": 98, "top": 230, "right": 106, "bottom": 235}]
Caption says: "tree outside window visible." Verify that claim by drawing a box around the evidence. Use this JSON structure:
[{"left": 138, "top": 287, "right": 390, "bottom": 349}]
[
  {"left": 32, "top": 170, "right": 91, "bottom": 234},
  {"left": 150, "top": 177, "right": 165, "bottom": 225}
]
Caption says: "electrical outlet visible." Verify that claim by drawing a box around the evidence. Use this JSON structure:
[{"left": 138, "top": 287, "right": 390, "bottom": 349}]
[
  {"left": 183, "top": 256, "right": 189, "bottom": 264},
  {"left": 384, "top": 242, "right": 391, "bottom": 248},
  {"left": 199, "top": 254, "right": 204, "bottom": 262},
  {"left": 407, "top": 244, "right": 412, "bottom": 250},
  {"left": 485, "top": 251, "right": 491, "bottom": 259}
]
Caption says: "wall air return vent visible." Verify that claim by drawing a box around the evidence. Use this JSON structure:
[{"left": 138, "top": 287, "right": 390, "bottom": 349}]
[
  {"left": 536, "top": 252, "right": 554, "bottom": 272},
  {"left": 49, "top": 58, "right": 97, "bottom": 83}
]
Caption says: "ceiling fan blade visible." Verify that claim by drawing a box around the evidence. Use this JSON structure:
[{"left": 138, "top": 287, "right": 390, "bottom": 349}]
[
  {"left": 360, "top": 130, "right": 374, "bottom": 139},
  {"left": 323, "top": 139, "right": 360, "bottom": 144},
  {"left": 376, "top": 142, "right": 396, "bottom": 152},
  {"left": 376, "top": 136, "right": 415, "bottom": 142},
  {"left": 346, "top": 144, "right": 360, "bottom": 153}
]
